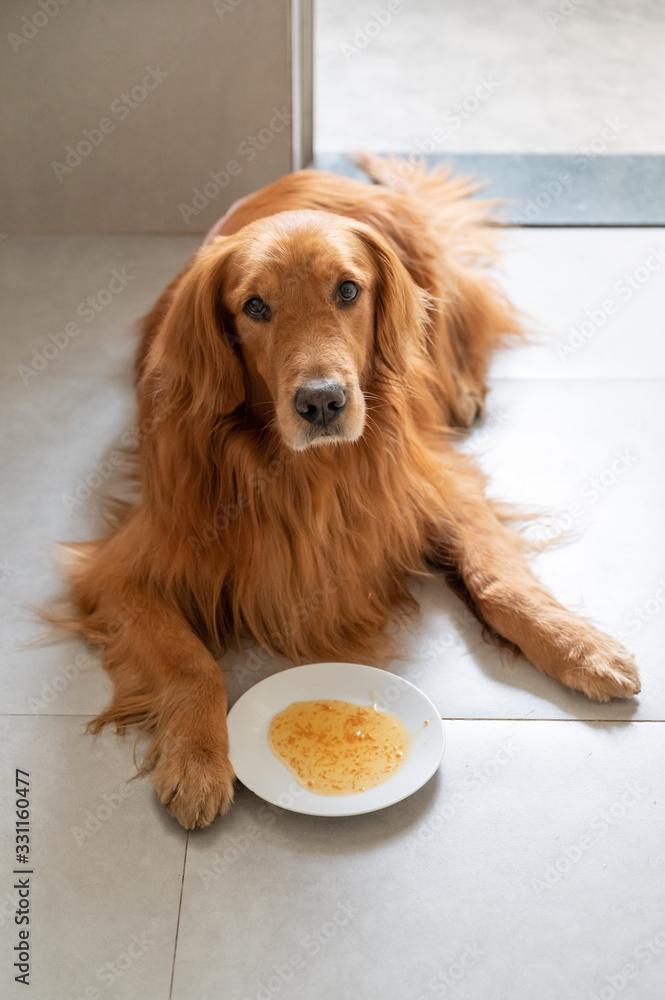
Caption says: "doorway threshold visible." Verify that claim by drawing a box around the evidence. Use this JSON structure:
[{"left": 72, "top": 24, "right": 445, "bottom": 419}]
[{"left": 311, "top": 153, "right": 665, "bottom": 227}]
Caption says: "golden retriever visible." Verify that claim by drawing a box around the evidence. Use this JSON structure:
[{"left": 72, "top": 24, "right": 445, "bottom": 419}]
[{"left": 57, "top": 154, "right": 640, "bottom": 828}]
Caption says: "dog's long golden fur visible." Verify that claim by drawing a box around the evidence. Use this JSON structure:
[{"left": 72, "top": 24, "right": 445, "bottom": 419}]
[{"left": 56, "top": 154, "right": 640, "bottom": 828}]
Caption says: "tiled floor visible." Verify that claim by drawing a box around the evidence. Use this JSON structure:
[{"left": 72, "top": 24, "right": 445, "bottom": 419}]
[{"left": 1, "top": 228, "right": 663, "bottom": 999}]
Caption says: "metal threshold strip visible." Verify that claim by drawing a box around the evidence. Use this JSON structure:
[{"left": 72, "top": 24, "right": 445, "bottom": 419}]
[{"left": 312, "top": 153, "right": 665, "bottom": 227}]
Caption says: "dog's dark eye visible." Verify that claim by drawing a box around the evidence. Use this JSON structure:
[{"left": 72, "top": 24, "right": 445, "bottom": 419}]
[
  {"left": 337, "top": 280, "right": 360, "bottom": 305},
  {"left": 243, "top": 297, "right": 271, "bottom": 321}
]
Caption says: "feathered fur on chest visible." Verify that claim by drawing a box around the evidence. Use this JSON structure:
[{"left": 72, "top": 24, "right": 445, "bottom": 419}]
[{"left": 154, "top": 412, "right": 453, "bottom": 664}]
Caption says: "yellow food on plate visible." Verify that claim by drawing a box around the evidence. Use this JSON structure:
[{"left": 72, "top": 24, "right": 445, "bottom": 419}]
[{"left": 267, "top": 699, "right": 409, "bottom": 796}]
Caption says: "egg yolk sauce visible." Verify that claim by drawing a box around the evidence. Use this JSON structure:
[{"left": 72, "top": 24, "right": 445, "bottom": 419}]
[{"left": 267, "top": 699, "right": 409, "bottom": 795}]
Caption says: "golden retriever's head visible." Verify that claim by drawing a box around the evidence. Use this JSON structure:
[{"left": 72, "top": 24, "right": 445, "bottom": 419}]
[{"left": 152, "top": 210, "right": 427, "bottom": 451}]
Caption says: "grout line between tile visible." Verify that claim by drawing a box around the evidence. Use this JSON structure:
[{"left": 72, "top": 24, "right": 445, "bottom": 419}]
[
  {"left": 0, "top": 713, "right": 99, "bottom": 718},
  {"left": 487, "top": 375, "right": 665, "bottom": 382},
  {"left": 512, "top": 223, "right": 665, "bottom": 229},
  {"left": 440, "top": 717, "right": 663, "bottom": 722},
  {"left": 0, "top": 713, "right": 662, "bottom": 722},
  {"left": 169, "top": 830, "right": 189, "bottom": 1000}
]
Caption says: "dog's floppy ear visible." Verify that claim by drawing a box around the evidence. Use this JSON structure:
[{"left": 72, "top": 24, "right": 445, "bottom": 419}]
[
  {"left": 144, "top": 237, "right": 244, "bottom": 418},
  {"left": 352, "top": 223, "right": 429, "bottom": 376}
]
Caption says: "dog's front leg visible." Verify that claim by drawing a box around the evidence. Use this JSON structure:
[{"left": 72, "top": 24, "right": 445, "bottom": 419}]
[
  {"left": 92, "top": 585, "right": 234, "bottom": 828},
  {"left": 429, "top": 468, "right": 640, "bottom": 702}
]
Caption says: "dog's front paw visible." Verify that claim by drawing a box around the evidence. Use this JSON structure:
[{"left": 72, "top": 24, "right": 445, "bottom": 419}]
[
  {"left": 560, "top": 634, "right": 641, "bottom": 703},
  {"left": 149, "top": 736, "right": 235, "bottom": 829}
]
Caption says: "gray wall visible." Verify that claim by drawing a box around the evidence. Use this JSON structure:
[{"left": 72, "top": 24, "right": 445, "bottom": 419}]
[{"left": 1, "top": 0, "right": 310, "bottom": 233}]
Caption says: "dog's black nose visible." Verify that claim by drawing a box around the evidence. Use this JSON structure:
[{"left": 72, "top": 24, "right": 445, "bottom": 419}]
[{"left": 294, "top": 382, "right": 347, "bottom": 426}]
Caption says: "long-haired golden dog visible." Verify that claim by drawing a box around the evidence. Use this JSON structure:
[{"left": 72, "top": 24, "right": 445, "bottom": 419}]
[{"left": 57, "top": 154, "right": 640, "bottom": 828}]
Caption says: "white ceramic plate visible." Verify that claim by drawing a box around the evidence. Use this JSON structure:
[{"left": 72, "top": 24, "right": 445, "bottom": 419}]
[{"left": 227, "top": 662, "right": 445, "bottom": 816}]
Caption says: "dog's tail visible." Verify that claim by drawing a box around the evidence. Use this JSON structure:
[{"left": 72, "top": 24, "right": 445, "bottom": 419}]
[
  {"left": 353, "top": 152, "right": 529, "bottom": 363},
  {"left": 353, "top": 151, "right": 508, "bottom": 244},
  {"left": 353, "top": 150, "right": 479, "bottom": 199}
]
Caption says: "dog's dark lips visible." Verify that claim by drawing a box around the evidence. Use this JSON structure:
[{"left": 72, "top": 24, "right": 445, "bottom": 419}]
[{"left": 302, "top": 425, "right": 350, "bottom": 448}]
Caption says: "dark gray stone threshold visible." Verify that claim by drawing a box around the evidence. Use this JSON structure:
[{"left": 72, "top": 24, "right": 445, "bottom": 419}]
[{"left": 311, "top": 153, "right": 665, "bottom": 227}]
